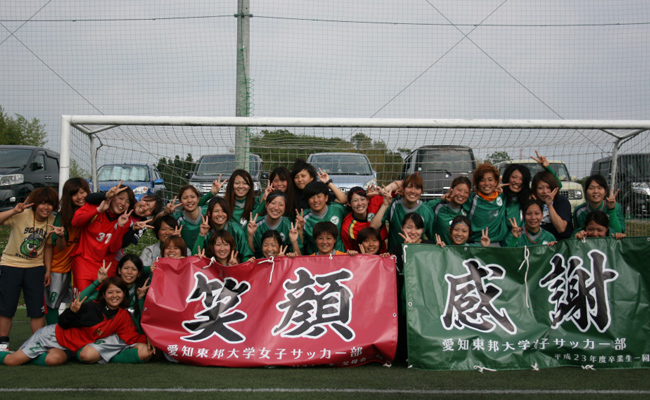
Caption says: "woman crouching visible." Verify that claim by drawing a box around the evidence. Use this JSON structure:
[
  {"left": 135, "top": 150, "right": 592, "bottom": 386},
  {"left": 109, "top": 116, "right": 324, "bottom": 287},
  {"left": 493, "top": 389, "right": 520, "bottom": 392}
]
[{"left": 1, "top": 277, "right": 149, "bottom": 366}]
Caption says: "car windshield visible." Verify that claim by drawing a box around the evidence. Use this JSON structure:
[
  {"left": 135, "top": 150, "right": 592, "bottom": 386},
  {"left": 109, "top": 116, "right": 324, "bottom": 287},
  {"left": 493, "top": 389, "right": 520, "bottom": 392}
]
[
  {"left": 309, "top": 154, "right": 372, "bottom": 175},
  {"left": 620, "top": 154, "right": 650, "bottom": 180},
  {"left": 98, "top": 165, "right": 150, "bottom": 182},
  {"left": 195, "top": 155, "right": 259, "bottom": 176},
  {"left": 416, "top": 149, "right": 474, "bottom": 173},
  {"left": 525, "top": 163, "right": 570, "bottom": 181},
  {"left": 0, "top": 149, "right": 33, "bottom": 169}
]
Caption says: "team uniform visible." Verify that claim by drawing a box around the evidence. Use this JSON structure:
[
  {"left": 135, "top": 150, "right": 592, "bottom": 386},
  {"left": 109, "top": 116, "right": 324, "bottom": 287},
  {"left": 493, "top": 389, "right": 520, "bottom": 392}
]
[
  {"left": 46, "top": 213, "right": 81, "bottom": 323},
  {"left": 340, "top": 195, "right": 388, "bottom": 252},
  {"left": 504, "top": 195, "right": 523, "bottom": 229},
  {"left": 230, "top": 198, "right": 251, "bottom": 229},
  {"left": 18, "top": 301, "right": 145, "bottom": 362},
  {"left": 302, "top": 202, "right": 347, "bottom": 256},
  {"left": 79, "top": 280, "right": 147, "bottom": 363},
  {"left": 172, "top": 206, "right": 208, "bottom": 254},
  {"left": 467, "top": 193, "right": 508, "bottom": 244},
  {"left": 251, "top": 215, "right": 301, "bottom": 258},
  {"left": 541, "top": 195, "right": 573, "bottom": 240},
  {"left": 426, "top": 199, "right": 470, "bottom": 245},
  {"left": 193, "top": 222, "right": 254, "bottom": 261},
  {"left": 382, "top": 198, "right": 435, "bottom": 249},
  {"left": 573, "top": 201, "right": 625, "bottom": 233},
  {"left": 503, "top": 227, "right": 557, "bottom": 247},
  {"left": 70, "top": 203, "right": 130, "bottom": 291},
  {"left": 0, "top": 209, "right": 55, "bottom": 320}
]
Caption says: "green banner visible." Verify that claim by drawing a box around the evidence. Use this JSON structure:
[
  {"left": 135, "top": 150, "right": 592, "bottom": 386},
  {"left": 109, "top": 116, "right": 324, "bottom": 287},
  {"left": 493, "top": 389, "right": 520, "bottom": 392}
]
[{"left": 404, "top": 237, "right": 650, "bottom": 370}]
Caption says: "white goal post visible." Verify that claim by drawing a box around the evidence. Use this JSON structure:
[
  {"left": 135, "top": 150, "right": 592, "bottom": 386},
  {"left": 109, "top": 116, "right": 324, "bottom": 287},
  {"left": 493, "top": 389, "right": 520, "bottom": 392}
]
[{"left": 60, "top": 115, "right": 650, "bottom": 211}]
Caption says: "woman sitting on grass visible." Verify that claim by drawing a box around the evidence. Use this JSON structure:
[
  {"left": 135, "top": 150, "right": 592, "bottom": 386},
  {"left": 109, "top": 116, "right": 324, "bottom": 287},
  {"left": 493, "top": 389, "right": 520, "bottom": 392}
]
[{"left": 0, "top": 277, "right": 149, "bottom": 366}]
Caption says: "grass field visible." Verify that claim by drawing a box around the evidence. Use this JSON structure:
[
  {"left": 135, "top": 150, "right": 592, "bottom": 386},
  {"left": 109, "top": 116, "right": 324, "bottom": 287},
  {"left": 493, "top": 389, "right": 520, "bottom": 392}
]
[
  {"left": 1, "top": 308, "right": 650, "bottom": 400},
  {"left": 1, "top": 224, "right": 650, "bottom": 399}
]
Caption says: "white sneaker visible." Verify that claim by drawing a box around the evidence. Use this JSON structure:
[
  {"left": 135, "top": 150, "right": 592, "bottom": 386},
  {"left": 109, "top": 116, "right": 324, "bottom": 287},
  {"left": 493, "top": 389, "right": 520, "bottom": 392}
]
[{"left": 0, "top": 343, "right": 9, "bottom": 352}]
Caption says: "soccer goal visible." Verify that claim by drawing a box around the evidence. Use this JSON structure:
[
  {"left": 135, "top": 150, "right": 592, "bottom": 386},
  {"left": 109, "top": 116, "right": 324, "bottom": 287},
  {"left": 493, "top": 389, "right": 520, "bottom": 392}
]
[{"left": 61, "top": 115, "right": 650, "bottom": 214}]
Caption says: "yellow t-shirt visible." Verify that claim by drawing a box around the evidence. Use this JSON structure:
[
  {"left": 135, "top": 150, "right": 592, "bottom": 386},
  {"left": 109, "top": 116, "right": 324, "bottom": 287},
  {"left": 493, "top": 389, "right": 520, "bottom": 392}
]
[{"left": 1, "top": 209, "right": 55, "bottom": 268}]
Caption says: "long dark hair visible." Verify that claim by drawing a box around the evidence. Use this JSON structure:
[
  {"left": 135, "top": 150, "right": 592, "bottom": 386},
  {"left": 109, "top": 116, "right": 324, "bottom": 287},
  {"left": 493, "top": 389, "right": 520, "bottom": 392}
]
[
  {"left": 225, "top": 169, "right": 256, "bottom": 221},
  {"left": 59, "top": 178, "right": 91, "bottom": 230},
  {"left": 502, "top": 164, "right": 531, "bottom": 206}
]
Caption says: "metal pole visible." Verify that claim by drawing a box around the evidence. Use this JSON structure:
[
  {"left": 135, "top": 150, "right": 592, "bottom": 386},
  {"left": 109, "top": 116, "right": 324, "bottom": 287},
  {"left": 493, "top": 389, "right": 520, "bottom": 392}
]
[
  {"left": 90, "top": 135, "right": 98, "bottom": 192},
  {"left": 610, "top": 138, "right": 622, "bottom": 192},
  {"left": 59, "top": 117, "right": 71, "bottom": 194},
  {"left": 235, "top": 0, "right": 251, "bottom": 170}
]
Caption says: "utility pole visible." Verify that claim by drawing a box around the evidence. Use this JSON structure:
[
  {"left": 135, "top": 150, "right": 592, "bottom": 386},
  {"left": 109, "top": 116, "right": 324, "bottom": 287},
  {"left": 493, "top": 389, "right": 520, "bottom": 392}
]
[{"left": 235, "top": 0, "right": 251, "bottom": 170}]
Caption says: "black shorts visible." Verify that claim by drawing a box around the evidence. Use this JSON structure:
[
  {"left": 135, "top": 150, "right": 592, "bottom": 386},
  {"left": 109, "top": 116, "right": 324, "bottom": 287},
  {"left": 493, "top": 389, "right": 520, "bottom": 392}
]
[{"left": 0, "top": 265, "right": 45, "bottom": 318}]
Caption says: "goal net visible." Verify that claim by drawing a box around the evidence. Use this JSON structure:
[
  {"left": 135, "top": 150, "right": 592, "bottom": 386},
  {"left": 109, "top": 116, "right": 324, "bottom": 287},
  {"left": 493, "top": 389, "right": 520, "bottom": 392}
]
[{"left": 62, "top": 116, "right": 650, "bottom": 224}]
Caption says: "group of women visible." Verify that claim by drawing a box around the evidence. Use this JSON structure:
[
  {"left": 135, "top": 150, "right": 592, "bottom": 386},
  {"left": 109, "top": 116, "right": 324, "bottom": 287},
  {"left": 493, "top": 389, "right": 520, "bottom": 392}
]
[{"left": 0, "top": 153, "right": 628, "bottom": 367}]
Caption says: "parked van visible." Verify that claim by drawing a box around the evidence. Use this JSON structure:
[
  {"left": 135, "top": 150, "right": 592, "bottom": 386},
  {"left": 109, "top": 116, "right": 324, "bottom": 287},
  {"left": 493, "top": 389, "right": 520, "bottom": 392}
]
[
  {"left": 591, "top": 153, "right": 650, "bottom": 218},
  {"left": 0, "top": 145, "right": 59, "bottom": 209},
  {"left": 188, "top": 153, "right": 267, "bottom": 195},
  {"left": 496, "top": 159, "right": 584, "bottom": 211},
  {"left": 400, "top": 145, "right": 476, "bottom": 200},
  {"left": 307, "top": 152, "right": 377, "bottom": 192}
]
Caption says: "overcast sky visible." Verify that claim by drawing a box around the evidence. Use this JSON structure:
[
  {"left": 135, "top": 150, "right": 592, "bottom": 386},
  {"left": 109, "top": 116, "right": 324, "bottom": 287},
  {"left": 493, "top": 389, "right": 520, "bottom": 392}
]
[{"left": 1, "top": 1, "right": 649, "bottom": 176}]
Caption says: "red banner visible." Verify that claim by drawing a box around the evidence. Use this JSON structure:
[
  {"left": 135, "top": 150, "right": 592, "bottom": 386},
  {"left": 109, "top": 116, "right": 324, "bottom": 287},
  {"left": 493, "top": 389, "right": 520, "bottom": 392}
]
[{"left": 141, "top": 254, "right": 398, "bottom": 367}]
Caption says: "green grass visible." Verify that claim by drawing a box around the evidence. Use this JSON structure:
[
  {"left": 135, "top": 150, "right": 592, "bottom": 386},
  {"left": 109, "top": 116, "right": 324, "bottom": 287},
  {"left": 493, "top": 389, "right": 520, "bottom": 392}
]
[{"left": 1, "top": 308, "right": 650, "bottom": 400}]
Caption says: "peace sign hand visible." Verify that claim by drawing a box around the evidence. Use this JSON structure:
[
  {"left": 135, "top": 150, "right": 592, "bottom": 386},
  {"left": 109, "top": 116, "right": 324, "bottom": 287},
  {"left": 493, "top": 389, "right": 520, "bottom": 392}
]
[
  {"left": 294, "top": 209, "right": 305, "bottom": 231},
  {"left": 172, "top": 225, "right": 183, "bottom": 237},
  {"left": 106, "top": 180, "right": 127, "bottom": 199},
  {"left": 211, "top": 175, "right": 227, "bottom": 195},
  {"left": 48, "top": 224, "right": 65, "bottom": 237},
  {"left": 133, "top": 218, "right": 154, "bottom": 231},
  {"left": 164, "top": 196, "right": 183, "bottom": 215},
  {"left": 398, "top": 232, "right": 417, "bottom": 244},
  {"left": 197, "top": 247, "right": 206, "bottom": 259},
  {"left": 247, "top": 213, "right": 259, "bottom": 236},
  {"left": 435, "top": 234, "right": 446, "bottom": 248},
  {"left": 531, "top": 150, "right": 550, "bottom": 168},
  {"left": 117, "top": 209, "right": 133, "bottom": 227},
  {"left": 71, "top": 295, "right": 88, "bottom": 313},
  {"left": 263, "top": 183, "right": 274, "bottom": 200},
  {"left": 97, "top": 260, "right": 111, "bottom": 282},
  {"left": 13, "top": 201, "right": 33, "bottom": 214},
  {"left": 481, "top": 228, "right": 491, "bottom": 247},
  {"left": 228, "top": 251, "right": 239, "bottom": 266},
  {"left": 510, "top": 218, "right": 522, "bottom": 238},
  {"left": 606, "top": 189, "right": 620, "bottom": 209},
  {"left": 137, "top": 278, "right": 151, "bottom": 299},
  {"left": 278, "top": 245, "right": 288, "bottom": 257},
  {"left": 199, "top": 214, "right": 210, "bottom": 236},
  {"left": 318, "top": 168, "right": 330, "bottom": 184},
  {"left": 289, "top": 222, "right": 299, "bottom": 242}
]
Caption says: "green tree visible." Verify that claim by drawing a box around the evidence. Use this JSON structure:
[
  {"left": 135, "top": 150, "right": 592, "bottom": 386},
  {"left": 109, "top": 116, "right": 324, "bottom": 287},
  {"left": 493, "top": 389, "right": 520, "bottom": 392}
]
[
  {"left": 157, "top": 153, "right": 195, "bottom": 198},
  {"left": 485, "top": 151, "right": 511, "bottom": 165},
  {"left": 69, "top": 159, "right": 89, "bottom": 178},
  {"left": 251, "top": 130, "right": 403, "bottom": 185},
  {"left": 0, "top": 106, "right": 47, "bottom": 147}
]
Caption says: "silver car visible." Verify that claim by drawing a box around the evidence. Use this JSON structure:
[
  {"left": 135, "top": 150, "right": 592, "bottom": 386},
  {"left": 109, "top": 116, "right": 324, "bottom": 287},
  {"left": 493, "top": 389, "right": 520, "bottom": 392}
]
[{"left": 307, "top": 152, "right": 377, "bottom": 192}]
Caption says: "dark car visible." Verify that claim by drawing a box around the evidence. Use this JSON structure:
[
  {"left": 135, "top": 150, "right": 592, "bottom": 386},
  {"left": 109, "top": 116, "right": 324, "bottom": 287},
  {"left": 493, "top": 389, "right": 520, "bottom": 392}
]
[
  {"left": 592, "top": 153, "right": 650, "bottom": 218},
  {"left": 0, "top": 145, "right": 59, "bottom": 209},
  {"left": 97, "top": 164, "right": 166, "bottom": 201},
  {"left": 400, "top": 145, "right": 477, "bottom": 200}
]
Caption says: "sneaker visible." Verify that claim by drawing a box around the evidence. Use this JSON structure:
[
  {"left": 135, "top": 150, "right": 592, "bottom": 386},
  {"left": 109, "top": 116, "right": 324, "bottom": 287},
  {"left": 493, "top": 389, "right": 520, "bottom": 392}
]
[{"left": 0, "top": 343, "right": 9, "bottom": 352}]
